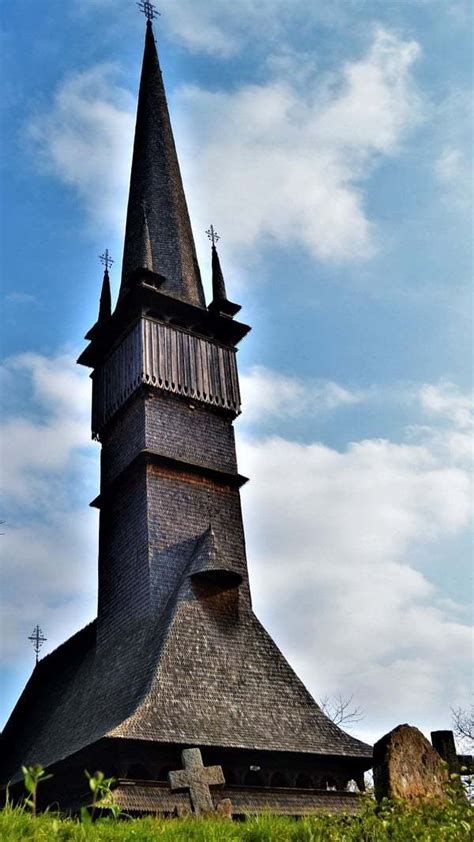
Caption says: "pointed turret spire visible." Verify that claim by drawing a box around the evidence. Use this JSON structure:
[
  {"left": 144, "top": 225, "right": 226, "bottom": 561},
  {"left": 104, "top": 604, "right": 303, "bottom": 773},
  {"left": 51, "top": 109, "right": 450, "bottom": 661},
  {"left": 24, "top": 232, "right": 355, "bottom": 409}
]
[
  {"left": 98, "top": 269, "right": 112, "bottom": 322},
  {"left": 119, "top": 19, "right": 205, "bottom": 307},
  {"left": 211, "top": 242, "right": 228, "bottom": 303},
  {"left": 206, "top": 226, "right": 241, "bottom": 318},
  {"left": 98, "top": 250, "right": 113, "bottom": 322}
]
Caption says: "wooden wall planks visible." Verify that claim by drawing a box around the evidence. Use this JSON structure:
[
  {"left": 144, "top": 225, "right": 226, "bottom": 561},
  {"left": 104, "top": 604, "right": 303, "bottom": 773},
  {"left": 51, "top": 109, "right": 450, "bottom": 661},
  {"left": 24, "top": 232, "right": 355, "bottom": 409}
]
[{"left": 92, "top": 319, "right": 241, "bottom": 436}]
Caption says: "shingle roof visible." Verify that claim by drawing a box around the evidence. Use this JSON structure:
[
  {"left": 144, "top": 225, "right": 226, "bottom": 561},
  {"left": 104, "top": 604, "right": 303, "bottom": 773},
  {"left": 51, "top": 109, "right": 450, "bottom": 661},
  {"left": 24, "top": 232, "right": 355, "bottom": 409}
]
[{"left": 1, "top": 544, "right": 371, "bottom": 784}]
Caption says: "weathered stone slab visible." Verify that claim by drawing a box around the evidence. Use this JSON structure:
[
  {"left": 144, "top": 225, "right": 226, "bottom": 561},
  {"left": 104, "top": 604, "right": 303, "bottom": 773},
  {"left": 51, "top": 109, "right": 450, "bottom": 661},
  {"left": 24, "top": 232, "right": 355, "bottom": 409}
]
[
  {"left": 373, "top": 724, "right": 449, "bottom": 803},
  {"left": 216, "top": 798, "right": 233, "bottom": 818}
]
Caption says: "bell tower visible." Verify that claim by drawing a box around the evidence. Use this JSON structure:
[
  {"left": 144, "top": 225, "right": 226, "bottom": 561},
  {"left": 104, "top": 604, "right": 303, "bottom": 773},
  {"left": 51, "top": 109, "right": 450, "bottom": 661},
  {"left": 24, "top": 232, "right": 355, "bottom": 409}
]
[{"left": 78, "top": 19, "right": 251, "bottom": 647}]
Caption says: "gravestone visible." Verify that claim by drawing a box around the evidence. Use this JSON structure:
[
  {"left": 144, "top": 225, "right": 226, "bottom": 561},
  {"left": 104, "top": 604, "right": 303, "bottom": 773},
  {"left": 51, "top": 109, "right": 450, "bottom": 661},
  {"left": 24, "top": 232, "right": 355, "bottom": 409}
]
[
  {"left": 216, "top": 798, "right": 233, "bottom": 818},
  {"left": 168, "top": 747, "right": 225, "bottom": 815},
  {"left": 373, "top": 724, "right": 449, "bottom": 803},
  {"left": 431, "top": 730, "right": 459, "bottom": 773}
]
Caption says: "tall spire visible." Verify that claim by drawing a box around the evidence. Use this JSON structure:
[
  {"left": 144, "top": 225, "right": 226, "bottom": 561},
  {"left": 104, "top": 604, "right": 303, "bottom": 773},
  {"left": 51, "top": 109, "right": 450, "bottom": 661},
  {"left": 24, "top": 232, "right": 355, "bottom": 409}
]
[
  {"left": 139, "top": 201, "right": 154, "bottom": 272},
  {"left": 119, "top": 19, "right": 205, "bottom": 307}
]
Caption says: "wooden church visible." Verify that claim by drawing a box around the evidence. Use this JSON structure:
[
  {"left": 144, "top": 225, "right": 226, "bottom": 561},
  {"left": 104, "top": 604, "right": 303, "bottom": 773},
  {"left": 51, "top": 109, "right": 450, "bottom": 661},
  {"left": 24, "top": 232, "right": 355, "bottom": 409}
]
[{"left": 0, "top": 13, "right": 372, "bottom": 816}]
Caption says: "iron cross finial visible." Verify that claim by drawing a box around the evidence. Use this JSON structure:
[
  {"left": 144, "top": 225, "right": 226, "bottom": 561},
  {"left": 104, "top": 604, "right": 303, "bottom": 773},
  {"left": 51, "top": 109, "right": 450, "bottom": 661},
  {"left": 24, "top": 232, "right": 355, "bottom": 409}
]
[
  {"left": 206, "top": 225, "right": 220, "bottom": 247},
  {"left": 28, "top": 625, "right": 47, "bottom": 665},
  {"left": 137, "top": 1, "right": 160, "bottom": 21},
  {"left": 99, "top": 249, "right": 114, "bottom": 272}
]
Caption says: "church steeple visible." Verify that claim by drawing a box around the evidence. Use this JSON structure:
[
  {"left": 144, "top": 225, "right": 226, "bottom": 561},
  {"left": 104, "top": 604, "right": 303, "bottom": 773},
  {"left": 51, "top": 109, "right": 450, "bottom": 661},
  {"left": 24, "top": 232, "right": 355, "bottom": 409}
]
[{"left": 119, "top": 19, "right": 205, "bottom": 307}]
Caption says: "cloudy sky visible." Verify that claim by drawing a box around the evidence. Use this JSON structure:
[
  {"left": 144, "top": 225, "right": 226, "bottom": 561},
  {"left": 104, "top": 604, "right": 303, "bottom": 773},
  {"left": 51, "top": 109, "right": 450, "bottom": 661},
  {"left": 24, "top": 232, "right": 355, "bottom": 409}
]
[{"left": 1, "top": 0, "right": 472, "bottom": 744}]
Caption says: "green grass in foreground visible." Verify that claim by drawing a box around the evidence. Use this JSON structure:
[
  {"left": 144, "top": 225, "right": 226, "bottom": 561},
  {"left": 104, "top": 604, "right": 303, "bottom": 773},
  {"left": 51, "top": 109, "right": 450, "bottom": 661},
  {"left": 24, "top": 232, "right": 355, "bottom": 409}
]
[{"left": 0, "top": 798, "right": 472, "bottom": 842}]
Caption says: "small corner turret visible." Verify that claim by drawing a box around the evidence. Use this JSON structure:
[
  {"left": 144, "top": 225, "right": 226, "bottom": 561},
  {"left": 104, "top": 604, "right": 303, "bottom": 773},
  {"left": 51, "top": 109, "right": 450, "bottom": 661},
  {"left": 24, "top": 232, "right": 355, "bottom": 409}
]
[
  {"left": 97, "top": 249, "right": 113, "bottom": 324},
  {"left": 206, "top": 225, "right": 241, "bottom": 318}
]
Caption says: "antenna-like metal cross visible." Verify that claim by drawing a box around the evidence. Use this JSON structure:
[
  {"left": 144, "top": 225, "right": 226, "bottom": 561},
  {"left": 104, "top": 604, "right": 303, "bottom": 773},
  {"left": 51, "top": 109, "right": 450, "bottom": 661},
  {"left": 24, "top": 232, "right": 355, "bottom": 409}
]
[
  {"left": 28, "top": 625, "right": 47, "bottom": 665},
  {"left": 137, "top": 1, "right": 160, "bottom": 21},
  {"left": 99, "top": 249, "right": 114, "bottom": 271},
  {"left": 206, "top": 225, "right": 220, "bottom": 247}
]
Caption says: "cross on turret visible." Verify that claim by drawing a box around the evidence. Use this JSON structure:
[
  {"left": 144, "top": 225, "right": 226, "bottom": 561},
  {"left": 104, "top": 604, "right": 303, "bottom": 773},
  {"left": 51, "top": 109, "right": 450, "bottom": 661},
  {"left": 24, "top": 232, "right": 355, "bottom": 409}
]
[
  {"left": 99, "top": 249, "right": 114, "bottom": 271},
  {"left": 206, "top": 225, "right": 220, "bottom": 247},
  {"left": 168, "top": 748, "right": 225, "bottom": 814},
  {"left": 137, "top": 0, "right": 160, "bottom": 21},
  {"left": 28, "top": 625, "right": 47, "bottom": 665}
]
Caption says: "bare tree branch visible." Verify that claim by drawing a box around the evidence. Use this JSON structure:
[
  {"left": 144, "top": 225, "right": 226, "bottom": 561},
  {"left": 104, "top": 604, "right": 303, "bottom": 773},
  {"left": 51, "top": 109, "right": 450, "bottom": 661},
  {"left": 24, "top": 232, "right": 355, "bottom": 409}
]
[
  {"left": 452, "top": 706, "right": 474, "bottom": 752},
  {"left": 319, "top": 694, "right": 364, "bottom": 728}
]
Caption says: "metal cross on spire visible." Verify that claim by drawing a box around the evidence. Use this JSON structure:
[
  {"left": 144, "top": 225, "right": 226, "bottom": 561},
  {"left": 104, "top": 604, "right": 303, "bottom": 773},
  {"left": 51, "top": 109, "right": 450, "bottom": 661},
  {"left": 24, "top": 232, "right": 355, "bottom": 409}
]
[
  {"left": 28, "top": 625, "right": 47, "bottom": 665},
  {"left": 206, "top": 225, "right": 220, "bottom": 247},
  {"left": 137, "top": 0, "right": 160, "bottom": 21},
  {"left": 99, "top": 249, "right": 114, "bottom": 272}
]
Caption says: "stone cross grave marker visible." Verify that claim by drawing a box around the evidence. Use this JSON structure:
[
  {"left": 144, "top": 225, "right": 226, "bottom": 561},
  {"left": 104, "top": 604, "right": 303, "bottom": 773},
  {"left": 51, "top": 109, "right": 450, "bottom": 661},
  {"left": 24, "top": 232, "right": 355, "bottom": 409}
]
[{"left": 168, "top": 747, "right": 225, "bottom": 814}]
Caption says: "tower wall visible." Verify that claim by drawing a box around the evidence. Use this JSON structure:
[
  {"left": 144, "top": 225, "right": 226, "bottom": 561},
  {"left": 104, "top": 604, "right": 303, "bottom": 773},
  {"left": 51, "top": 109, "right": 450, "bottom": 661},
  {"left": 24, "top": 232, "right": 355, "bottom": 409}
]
[
  {"left": 92, "top": 318, "right": 240, "bottom": 438},
  {"left": 96, "top": 323, "right": 248, "bottom": 644},
  {"left": 97, "top": 465, "right": 149, "bottom": 645}
]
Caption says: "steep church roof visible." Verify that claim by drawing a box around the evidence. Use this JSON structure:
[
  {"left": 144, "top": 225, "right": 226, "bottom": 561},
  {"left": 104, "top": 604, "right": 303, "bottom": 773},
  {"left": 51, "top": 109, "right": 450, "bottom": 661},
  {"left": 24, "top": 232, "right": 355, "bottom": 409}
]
[
  {"left": 1, "top": 555, "right": 371, "bottom": 782},
  {"left": 119, "top": 20, "right": 205, "bottom": 307}
]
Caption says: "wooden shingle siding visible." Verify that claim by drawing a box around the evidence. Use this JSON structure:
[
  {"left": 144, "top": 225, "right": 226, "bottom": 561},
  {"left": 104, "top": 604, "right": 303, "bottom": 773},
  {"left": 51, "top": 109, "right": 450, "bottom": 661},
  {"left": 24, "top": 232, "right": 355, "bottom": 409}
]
[
  {"left": 92, "top": 319, "right": 241, "bottom": 436},
  {"left": 111, "top": 781, "right": 362, "bottom": 816}
]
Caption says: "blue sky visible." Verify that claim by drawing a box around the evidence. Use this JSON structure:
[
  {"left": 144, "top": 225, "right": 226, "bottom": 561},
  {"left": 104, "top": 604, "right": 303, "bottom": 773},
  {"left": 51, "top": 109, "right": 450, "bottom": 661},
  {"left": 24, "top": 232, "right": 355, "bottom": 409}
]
[{"left": 0, "top": 0, "right": 472, "bottom": 744}]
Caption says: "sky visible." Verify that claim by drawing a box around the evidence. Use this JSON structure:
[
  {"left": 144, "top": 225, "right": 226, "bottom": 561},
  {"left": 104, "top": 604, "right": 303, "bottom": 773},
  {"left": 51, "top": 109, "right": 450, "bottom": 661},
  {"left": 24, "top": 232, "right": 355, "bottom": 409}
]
[{"left": 0, "top": 0, "right": 472, "bottom": 746}]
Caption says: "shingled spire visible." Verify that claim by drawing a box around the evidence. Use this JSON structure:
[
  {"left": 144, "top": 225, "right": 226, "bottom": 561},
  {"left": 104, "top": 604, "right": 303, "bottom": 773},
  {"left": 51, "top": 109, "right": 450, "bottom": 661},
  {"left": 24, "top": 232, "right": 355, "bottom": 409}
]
[
  {"left": 120, "top": 19, "right": 205, "bottom": 307},
  {"left": 98, "top": 268, "right": 112, "bottom": 322},
  {"left": 211, "top": 242, "right": 227, "bottom": 302},
  {"left": 98, "top": 249, "right": 113, "bottom": 323},
  {"left": 138, "top": 201, "right": 154, "bottom": 272}
]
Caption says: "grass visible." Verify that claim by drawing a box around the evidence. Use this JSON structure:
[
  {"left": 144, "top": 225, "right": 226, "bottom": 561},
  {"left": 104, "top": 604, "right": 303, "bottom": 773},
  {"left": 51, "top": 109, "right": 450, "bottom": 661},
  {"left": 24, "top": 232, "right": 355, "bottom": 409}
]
[{"left": 0, "top": 797, "right": 472, "bottom": 842}]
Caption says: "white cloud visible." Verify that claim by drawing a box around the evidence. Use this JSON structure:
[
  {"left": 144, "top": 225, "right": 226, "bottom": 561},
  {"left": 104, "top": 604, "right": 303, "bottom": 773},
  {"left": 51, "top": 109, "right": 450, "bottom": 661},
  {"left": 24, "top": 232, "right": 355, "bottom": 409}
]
[
  {"left": 434, "top": 146, "right": 472, "bottom": 208},
  {"left": 432, "top": 86, "right": 472, "bottom": 212},
  {"left": 413, "top": 382, "right": 474, "bottom": 465},
  {"left": 177, "top": 27, "right": 423, "bottom": 263},
  {"left": 236, "top": 374, "right": 473, "bottom": 738},
  {"left": 420, "top": 381, "right": 473, "bottom": 430},
  {"left": 0, "top": 351, "right": 98, "bottom": 671},
  {"left": 75, "top": 0, "right": 467, "bottom": 60},
  {"left": 4, "top": 292, "right": 37, "bottom": 305},
  {"left": 240, "top": 365, "right": 361, "bottom": 422},
  {"left": 0, "top": 352, "right": 93, "bottom": 504},
  {"left": 27, "top": 28, "right": 423, "bottom": 268},
  {"left": 0, "top": 511, "right": 98, "bottom": 664},
  {"left": 239, "top": 430, "right": 472, "bottom": 740},
  {"left": 28, "top": 64, "right": 134, "bottom": 236}
]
